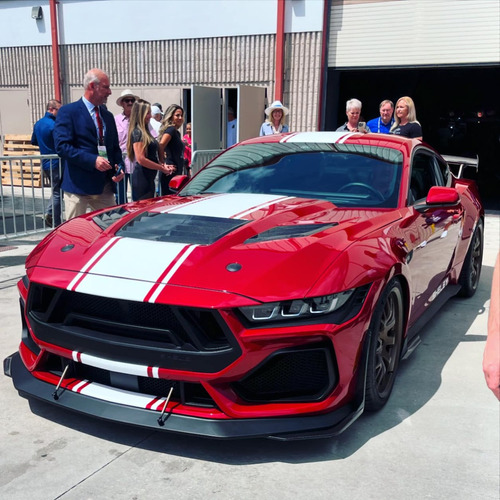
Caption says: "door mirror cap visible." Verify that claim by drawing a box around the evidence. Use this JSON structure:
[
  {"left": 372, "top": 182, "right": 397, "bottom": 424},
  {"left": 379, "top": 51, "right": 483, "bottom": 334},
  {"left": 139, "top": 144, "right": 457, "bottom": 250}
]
[
  {"left": 169, "top": 175, "right": 189, "bottom": 193},
  {"left": 416, "top": 187, "right": 460, "bottom": 212}
]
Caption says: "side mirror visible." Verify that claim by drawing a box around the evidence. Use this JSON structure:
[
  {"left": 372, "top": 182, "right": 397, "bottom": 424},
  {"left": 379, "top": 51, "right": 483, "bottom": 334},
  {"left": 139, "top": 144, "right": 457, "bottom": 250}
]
[
  {"left": 416, "top": 186, "right": 460, "bottom": 212},
  {"left": 169, "top": 175, "right": 189, "bottom": 193}
]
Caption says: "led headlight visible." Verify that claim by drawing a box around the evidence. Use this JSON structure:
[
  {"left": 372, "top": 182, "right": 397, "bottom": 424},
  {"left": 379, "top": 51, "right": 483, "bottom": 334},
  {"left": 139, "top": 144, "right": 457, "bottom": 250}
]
[{"left": 239, "top": 289, "right": 355, "bottom": 323}]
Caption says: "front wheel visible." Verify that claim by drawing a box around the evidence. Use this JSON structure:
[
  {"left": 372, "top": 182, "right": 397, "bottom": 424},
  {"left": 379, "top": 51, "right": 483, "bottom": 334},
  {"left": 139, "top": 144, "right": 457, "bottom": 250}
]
[
  {"left": 365, "top": 279, "right": 405, "bottom": 411},
  {"left": 458, "top": 219, "right": 483, "bottom": 298}
]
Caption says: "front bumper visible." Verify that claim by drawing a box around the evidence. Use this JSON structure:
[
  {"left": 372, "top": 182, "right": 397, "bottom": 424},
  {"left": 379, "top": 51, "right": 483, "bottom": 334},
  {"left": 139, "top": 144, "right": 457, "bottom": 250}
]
[{"left": 4, "top": 351, "right": 363, "bottom": 440}]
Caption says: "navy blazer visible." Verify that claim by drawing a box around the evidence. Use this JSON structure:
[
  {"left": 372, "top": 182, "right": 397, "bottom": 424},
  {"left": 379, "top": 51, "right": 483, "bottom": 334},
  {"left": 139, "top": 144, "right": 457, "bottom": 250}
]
[{"left": 54, "top": 99, "right": 124, "bottom": 195}]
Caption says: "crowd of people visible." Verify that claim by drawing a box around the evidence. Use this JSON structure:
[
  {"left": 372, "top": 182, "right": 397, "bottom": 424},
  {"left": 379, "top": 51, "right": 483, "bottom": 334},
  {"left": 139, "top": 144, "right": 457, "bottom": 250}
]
[
  {"left": 336, "top": 96, "right": 423, "bottom": 139},
  {"left": 31, "top": 67, "right": 427, "bottom": 224}
]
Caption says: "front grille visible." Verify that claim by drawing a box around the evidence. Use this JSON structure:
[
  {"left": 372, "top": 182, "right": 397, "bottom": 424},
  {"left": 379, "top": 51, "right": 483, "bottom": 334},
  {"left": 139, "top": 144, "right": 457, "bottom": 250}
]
[
  {"left": 232, "top": 343, "right": 338, "bottom": 403},
  {"left": 27, "top": 284, "right": 241, "bottom": 373},
  {"left": 44, "top": 353, "right": 217, "bottom": 408}
]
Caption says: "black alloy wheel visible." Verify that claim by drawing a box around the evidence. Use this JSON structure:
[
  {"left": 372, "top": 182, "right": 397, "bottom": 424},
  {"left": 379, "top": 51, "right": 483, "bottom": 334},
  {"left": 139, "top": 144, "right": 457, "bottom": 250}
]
[
  {"left": 365, "top": 279, "right": 404, "bottom": 411},
  {"left": 458, "top": 219, "right": 483, "bottom": 298}
]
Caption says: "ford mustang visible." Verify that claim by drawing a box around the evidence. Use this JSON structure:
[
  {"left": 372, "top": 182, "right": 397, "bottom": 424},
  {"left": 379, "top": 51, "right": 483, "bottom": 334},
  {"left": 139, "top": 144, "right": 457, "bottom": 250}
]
[{"left": 4, "top": 131, "right": 484, "bottom": 440}]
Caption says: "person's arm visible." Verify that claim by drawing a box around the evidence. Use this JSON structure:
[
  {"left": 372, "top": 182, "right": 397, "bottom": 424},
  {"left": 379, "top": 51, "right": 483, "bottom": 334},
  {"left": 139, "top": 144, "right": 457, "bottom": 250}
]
[
  {"left": 412, "top": 122, "right": 423, "bottom": 141},
  {"left": 133, "top": 142, "right": 170, "bottom": 174},
  {"left": 484, "top": 252, "right": 500, "bottom": 400},
  {"left": 158, "top": 131, "right": 172, "bottom": 162},
  {"left": 31, "top": 127, "right": 38, "bottom": 146}
]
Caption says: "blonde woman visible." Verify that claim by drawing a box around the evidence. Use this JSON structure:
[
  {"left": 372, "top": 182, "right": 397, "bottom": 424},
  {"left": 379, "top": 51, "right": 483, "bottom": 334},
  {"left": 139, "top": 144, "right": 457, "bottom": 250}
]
[
  {"left": 259, "top": 100, "right": 289, "bottom": 136},
  {"left": 127, "top": 99, "right": 174, "bottom": 201},
  {"left": 390, "top": 96, "right": 423, "bottom": 139},
  {"left": 158, "top": 104, "right": 185, "bottom": 196}
]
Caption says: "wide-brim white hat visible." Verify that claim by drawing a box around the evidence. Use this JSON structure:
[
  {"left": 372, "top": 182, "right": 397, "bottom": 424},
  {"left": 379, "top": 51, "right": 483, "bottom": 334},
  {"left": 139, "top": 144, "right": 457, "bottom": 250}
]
[
  {"left": 265, "top": 100, "right": 289, "bottom": 116},
  {"left": 116, "top": 89, "right": 140, "bottom": 106}
]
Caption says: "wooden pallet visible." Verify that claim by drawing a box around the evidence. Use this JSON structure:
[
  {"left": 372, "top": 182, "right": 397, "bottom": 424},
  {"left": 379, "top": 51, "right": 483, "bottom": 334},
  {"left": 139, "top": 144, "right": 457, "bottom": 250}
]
[{"left": 1, "top": 134, "right": 43, "bottom": 187}]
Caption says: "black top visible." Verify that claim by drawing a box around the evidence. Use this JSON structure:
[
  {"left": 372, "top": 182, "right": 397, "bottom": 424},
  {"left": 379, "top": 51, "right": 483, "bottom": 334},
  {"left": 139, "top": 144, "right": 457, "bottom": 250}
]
[
  {"left": 162, "top": 126, "right": 184, "bottom": 175},
  {"left": 391, "top": 122, "right": 422, "bottom": 138},
  {"left": 131, "top": 128, "right": 159, "bottom": 165}
]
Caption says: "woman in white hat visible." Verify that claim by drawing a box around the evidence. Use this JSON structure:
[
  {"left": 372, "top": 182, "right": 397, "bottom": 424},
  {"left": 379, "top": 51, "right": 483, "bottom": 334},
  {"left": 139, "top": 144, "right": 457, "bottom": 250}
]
[{"left": 259, "top": 100, "right": 290, "bottom": 136}]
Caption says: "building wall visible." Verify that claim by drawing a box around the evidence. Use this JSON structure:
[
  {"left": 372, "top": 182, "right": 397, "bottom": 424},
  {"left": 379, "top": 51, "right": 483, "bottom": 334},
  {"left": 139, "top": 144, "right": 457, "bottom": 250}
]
[
  {"left": 0, "top": 31, "right": 323, "bottom": 135},
  {"left": 0, "top": 0, "right": 324, "bottom": 47}
]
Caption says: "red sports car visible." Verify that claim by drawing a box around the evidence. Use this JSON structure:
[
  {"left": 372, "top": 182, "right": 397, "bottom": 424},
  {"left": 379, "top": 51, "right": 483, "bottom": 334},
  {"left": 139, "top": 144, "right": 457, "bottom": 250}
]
[{"left": 4, "top": 132, "right": 483, "bottom": 440}]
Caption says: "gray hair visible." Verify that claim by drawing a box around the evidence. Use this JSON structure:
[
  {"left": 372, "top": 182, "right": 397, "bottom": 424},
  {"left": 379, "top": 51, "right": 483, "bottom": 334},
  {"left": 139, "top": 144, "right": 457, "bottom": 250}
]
[
  {"left": 346, "top": 98, "right": 362, "bottom": 112},
  {"left": 83, "top": 69, "right": 102, "bottom": 89}
]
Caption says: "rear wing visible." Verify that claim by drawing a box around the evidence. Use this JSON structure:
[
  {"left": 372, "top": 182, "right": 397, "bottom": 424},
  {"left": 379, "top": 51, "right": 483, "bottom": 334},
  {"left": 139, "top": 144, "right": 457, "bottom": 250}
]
[{"left": 443, "top": 154, "right": 478, "bottom": 179}]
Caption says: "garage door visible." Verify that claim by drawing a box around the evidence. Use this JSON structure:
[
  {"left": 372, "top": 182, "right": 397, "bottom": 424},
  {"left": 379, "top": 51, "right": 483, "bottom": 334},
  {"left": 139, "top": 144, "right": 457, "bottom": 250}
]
[{"left": 328, "top": 0, "right": 500, "bottom": 68}]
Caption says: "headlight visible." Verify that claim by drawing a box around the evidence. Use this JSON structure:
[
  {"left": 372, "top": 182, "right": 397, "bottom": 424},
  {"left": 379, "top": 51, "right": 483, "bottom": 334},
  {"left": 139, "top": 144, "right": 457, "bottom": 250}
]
[{"left": 239, "top": 289, "right": 355, "bottom": 323}]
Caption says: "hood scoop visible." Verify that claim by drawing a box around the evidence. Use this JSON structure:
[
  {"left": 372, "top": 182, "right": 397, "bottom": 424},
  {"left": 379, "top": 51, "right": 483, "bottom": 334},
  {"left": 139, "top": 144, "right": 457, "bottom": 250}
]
[
  {"left": 116, "top": 212, "right": 249, "bottom": 245},
  {"left": 245, "top": 223, "right": 337, "bottom": 244}
]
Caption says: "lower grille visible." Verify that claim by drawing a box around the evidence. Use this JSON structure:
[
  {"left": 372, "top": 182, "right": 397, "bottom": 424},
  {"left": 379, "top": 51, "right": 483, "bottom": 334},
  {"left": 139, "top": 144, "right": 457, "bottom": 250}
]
[
  {"left": 232, "top": 343, "right": 337, "bottom": 403},
  {"left": 45, "top": 353, "right": 217, "bottom": 408}
]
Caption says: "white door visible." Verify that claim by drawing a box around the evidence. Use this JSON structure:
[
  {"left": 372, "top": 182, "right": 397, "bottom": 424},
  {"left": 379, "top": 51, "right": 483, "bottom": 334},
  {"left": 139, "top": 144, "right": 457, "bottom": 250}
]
[
  {"left": 237, "top": 85, "right": 266, "bottom": 142},
  {"left": 0, "top": 88, "right": 31, "bottom": 136},
  {"left": 191, "top": 86, "right": 222, "bottom": 152}
]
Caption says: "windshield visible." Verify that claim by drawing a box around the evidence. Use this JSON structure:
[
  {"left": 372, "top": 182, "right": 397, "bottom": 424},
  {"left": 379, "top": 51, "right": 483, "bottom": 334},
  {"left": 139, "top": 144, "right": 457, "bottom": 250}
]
[{"left": 181, "top": 143, "right": 403, "bottom": 208}]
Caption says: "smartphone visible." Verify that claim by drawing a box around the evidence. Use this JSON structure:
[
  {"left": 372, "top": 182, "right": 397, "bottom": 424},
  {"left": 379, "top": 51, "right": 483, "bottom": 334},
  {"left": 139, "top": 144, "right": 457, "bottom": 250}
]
[
  {"left": 115, "top": 164, "right": 124, "bottom": 176},
  {"left": 358, "top": 122, "right": 366, "bottom": 131}
]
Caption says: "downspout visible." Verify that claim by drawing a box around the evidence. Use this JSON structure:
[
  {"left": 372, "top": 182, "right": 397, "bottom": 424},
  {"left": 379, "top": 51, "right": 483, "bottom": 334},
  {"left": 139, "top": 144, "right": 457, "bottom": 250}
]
[
  {"left": 275, "top": 0, "right": 286, "bottom": 101},
  {"left": 317, "top": 0, "right": 330, "bottom": 130},
  {"left": 49, "top": 0, "right": 62, "bottom": 102}
]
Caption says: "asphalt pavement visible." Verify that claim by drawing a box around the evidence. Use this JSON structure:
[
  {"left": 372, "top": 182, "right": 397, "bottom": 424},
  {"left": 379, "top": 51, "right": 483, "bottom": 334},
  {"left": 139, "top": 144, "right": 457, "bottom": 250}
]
[{"left": 1, "top": 213, "right": 499, "bottom": 500}]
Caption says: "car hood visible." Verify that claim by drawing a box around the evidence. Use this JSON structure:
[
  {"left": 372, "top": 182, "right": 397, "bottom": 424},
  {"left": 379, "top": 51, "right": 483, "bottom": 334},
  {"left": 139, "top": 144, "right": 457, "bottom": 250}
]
[{"left": 27, "top": 193, "right": 400, "bottom": 304}]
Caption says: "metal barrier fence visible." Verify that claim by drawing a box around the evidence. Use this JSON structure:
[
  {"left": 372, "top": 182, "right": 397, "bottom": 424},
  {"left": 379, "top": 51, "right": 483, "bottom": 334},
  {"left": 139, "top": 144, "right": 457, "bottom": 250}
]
[
  {"left": 1, "top": 154, "right": 62, "bottom": 240},
  {"left": 1, "top": 149, "right": 221, "bottom": 240},
  {"left": 191, "top": 149, "right": 222, "bottom": 175}
]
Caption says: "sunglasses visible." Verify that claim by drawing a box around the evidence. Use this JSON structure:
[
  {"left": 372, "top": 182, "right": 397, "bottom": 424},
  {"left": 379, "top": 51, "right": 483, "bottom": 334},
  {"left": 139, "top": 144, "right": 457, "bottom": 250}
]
[{"left": 123, "top": 98, "right": 135, "bottom": 104}]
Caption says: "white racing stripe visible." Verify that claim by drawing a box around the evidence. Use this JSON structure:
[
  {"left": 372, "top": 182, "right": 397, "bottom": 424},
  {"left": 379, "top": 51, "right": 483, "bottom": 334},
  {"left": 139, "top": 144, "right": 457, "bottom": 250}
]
[
  {"left": 69, "top": 193, "right": 292, "bottom": 301},
  {"left": 161, "top": 193, "right": 290, "bottom": 219},
  {"left": 75, "top": 380, "right": 159, "bottom": 409},
  {"left": 71, "top": 237, "right": 196, "bottom": 301},
  {"left": 280, "top": 131, "right": 356, "bottom": 144},
  {"left": 72, "top": 351, "right": 156, "bottom": 378}
]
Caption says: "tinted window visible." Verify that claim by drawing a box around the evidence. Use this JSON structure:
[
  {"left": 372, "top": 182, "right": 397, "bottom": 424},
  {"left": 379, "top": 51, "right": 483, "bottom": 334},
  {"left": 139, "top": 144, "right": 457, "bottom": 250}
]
[{"left": 182, "top": 143, "right": 403, "bottom": 208}]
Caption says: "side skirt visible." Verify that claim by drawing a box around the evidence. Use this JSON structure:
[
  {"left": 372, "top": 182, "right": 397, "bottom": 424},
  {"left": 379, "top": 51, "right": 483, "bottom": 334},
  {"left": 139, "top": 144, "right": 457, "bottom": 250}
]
[{"left": 401, "top": 283, "right": 461, "bottom": 359}]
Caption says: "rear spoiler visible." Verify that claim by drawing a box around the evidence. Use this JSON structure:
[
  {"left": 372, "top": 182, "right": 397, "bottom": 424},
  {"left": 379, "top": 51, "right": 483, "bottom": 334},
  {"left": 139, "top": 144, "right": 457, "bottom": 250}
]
[{"left": 442, "top": 154, "right": 478, "bottom": 179}]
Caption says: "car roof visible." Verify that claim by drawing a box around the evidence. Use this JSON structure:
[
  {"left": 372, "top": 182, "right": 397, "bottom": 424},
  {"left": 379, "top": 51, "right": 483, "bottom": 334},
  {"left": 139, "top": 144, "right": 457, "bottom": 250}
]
[{"left": 239, "top": 131, "right": 419, "bottom": 153}]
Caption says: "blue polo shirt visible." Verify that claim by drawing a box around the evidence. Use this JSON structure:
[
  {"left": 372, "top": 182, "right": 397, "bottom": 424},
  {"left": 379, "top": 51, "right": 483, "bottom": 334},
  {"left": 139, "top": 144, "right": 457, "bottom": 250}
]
[
  {"left": 31, "top": 111, "right": 58, "bottom": 170},
  {"left": 367, "top": 117, "right": 394, "bottom": 134}
]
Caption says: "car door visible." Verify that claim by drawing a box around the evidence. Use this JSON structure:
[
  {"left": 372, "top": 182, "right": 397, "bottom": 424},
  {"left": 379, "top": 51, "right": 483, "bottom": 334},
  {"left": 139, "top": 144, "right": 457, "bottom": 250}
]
[{"left": 404, "top": 150, "right": 463, "bottom": 325}]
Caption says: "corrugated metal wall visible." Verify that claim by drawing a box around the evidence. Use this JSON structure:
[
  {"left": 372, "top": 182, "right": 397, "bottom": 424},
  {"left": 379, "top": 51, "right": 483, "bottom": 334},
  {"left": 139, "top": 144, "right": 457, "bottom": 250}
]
[{"left": 0, "top": 32, "right": 323, "bottom": 134}]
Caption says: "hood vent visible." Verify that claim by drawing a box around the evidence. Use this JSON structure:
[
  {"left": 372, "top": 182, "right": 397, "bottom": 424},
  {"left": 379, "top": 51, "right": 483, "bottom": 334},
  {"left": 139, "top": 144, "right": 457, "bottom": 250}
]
[
  {"left": 116, "top": 213, "right": 249, "bottom": 245},
  {"left": 245, "top": 223, "right": 337, "bottom": 244},
  {"left": 92, "top": 207, "right": 129, "bottom": 230}
]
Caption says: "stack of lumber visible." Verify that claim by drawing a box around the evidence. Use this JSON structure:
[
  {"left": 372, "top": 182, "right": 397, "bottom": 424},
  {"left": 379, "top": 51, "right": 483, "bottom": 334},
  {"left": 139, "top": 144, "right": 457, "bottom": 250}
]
[{"left": 1, "top": 134, "right": 43, "bottom": 187}]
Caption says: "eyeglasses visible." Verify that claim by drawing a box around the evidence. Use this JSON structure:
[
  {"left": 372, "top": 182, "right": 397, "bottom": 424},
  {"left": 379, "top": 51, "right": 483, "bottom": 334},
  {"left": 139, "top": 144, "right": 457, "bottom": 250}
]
[{"left": 123, "top": 98, "right": 135, "bottom": 104}]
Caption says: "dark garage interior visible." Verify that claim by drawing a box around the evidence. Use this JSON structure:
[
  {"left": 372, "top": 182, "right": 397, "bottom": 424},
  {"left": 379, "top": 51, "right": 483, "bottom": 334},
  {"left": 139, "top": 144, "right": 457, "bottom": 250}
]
[{"left": 325, "top": 66, "right": 500, "bottom": 209}]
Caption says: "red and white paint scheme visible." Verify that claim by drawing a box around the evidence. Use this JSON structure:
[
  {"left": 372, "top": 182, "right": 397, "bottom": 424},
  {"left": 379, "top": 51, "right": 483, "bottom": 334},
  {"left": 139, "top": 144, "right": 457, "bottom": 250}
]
[{"left": 4, "top": 132, "right": 483, "bottom": 440}]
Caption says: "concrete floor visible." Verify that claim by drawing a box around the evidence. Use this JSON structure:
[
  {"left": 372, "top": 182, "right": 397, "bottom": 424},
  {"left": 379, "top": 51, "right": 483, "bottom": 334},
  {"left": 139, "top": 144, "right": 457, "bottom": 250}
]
[{"left": 0, "top": 213, "right": 499, "bottom": 500}]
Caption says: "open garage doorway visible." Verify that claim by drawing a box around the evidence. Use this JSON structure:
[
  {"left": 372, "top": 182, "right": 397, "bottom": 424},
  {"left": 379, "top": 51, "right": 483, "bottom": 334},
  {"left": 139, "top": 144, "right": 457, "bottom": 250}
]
[{"left": 325, "top": 66, "right": 500, "bottom": 208}]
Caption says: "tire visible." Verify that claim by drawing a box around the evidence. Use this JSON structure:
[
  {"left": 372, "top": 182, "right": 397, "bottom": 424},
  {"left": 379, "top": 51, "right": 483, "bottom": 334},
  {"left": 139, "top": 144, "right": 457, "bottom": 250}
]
[
  {"left": 365, "top": 279, "right": 405, "bottom": 412},
  {"left": 458, "top": 219, "right": 483, "bottom": 298}
]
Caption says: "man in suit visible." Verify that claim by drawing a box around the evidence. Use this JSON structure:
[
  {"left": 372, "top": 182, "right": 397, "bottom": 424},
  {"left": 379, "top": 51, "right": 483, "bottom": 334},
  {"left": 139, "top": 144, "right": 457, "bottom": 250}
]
[{"left": 54, "top": 68, "right": 125, "bottom": 220}]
